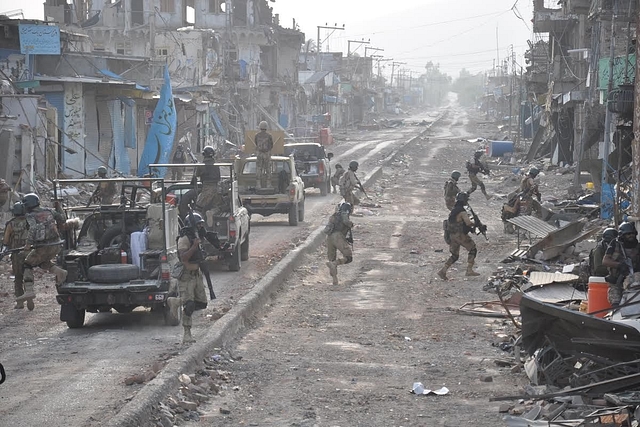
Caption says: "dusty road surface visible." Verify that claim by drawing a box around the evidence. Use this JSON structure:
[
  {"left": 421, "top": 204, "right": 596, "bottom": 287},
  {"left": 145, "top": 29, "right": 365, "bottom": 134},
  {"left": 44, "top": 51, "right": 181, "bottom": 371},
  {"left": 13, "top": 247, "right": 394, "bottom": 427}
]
[
  {"left": 154, "top": 99, "right": 527, "bottom": 426},
  {"left": 0, "top": 109, "right": 438, "bottom": 426}
]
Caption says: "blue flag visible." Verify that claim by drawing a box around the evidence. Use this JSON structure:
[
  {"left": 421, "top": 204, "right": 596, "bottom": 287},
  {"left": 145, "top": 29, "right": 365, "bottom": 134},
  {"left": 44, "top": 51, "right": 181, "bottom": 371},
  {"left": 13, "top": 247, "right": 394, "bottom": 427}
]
[{"left": 138, "top": 66, "right": 176, "bottom": 177}]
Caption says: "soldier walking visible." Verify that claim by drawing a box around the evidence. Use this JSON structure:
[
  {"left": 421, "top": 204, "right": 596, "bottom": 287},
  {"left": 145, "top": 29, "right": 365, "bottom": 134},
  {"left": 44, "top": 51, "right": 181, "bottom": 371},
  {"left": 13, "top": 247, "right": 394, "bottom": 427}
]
[
  {"left": 3, "top": 202, "right": 28, "bottom": 309},
  {"left": 438, "top": 192, "right": 480, "bottom": 279},
  {"left": 171, "top": 144, "right": 187, "bottom": 181},
  {"left": 339, "top": 161, "right": 361, "bottom": 207},
  {"left": 324, "top": 202, "right": 354, "bottom": 285},
  {"left": 444, "top": 170, "right": 462, "bottom": 210},
  {"left": 177, "top": 213, "right": 209, "bottom": 344},
  {"left": 331, "top": 164, "right": 345, "bottom": 194},
  {"left": 193, "top": 146, "right": 221, "bottom": 215},
  {"left": 466, "top": 150, "right": 490, "bottom": 200},
  {"left": 519, "top": 167, "right": 541, "bottom": 215},
  {"left": 255, "top": 121, "right": 274, "bottom": 188},
  {"left": 17, "top": 193, "right": 67, "bottom": 311}
]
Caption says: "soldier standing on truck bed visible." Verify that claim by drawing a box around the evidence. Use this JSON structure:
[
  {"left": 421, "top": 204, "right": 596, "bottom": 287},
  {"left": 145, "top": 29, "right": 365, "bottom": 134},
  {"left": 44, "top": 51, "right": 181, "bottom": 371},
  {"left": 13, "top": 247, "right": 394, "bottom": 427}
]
[
  {"left": 192, "top": 146, "right": 221, "bottom": 216},
  {"left": 255, "top": 121, "right": 274, "bottom": 188},
  {"left": 443, "top": 170, "right": 461, "bottom": 211},
  {"left": 17, "top": 193, "right": 67, "bottom": 311},
  {"left": 177, "top": 213, "right": 209, "bottom": 344},
  {"left": 466, "top": 150, "right": 491, "bottom": 200},
  {"left": 3, "top": 202, "right": 28, "bottom": 309},
  {"left": 88, "top": 166, "right": 117, "bottom": 205}
]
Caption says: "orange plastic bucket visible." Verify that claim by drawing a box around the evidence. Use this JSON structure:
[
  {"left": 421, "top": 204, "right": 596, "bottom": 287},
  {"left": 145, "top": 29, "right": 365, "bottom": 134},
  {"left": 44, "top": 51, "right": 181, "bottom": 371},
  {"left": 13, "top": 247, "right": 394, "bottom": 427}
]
[{"left": 587, "top": 276, "right": 611, "bottom": 318}]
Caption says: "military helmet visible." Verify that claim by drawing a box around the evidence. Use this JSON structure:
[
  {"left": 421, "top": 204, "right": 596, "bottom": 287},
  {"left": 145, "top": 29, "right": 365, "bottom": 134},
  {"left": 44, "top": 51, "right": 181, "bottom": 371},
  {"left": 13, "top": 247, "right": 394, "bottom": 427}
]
[
  {"left": 11, "top": 201, "right": 25, "bottom": 216},
  {"left": 602, "top": 227, "right": 618, "bottom": 243},
  {"left": 339, "top": 202, "right": 353, "bottom": 213},
  {"left": 455, "top": 192, "right": 469, "bottom": 203},
  {"left": 22, "top": 193, "right": 40, "bottom": 209},
  {"left": 451, "top": 170, "right": 461, "bottom": 180},
  {"left": 202, "top": 146, "right": 215, "bottom": 158},
  {"left": 97, "top": 166, "right": 107, "bottom": 177},
  {"left": 474, "top": 150, "right": 484, "bottom": 158},
  {"left": 185, "top": 213, "right": 205, "bottom": 228},
  {"left": 349, "top": 160, "right": 359, "bottom": 171},
  {"left": 259, "top": 121, "right": 268, "bottom": 130},
  {"left": 335, "top": 163, "right": 344, "bottom": 170},
  {"left": 619, "top": 222, "right": 637, "bottom": 236},
  {"left": 528, "top": 167, "right": 540, "bottom": 177}
]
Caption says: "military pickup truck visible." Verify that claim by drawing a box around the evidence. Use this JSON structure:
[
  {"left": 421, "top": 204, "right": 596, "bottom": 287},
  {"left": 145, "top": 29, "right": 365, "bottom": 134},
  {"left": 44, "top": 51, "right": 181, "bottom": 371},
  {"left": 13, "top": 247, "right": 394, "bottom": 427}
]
[
  {"left": 54, "top": 178, "right": 182, "bottom": 329},
  {"left": 284, "top": 142, "right": 333, "bottom": 196},
  {"left": 235, "top": 155, "right": 305, "bottom": 226},
  {"left": 163, "top": 162, "right": 251, "bottom": 272}
]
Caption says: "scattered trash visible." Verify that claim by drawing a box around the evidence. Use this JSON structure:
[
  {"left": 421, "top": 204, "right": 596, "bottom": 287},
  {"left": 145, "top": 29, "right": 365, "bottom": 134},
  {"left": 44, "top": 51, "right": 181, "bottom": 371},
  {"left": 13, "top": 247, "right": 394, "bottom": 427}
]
[{"left": 411, "top": 382, "right": 449, "bottom": 396}]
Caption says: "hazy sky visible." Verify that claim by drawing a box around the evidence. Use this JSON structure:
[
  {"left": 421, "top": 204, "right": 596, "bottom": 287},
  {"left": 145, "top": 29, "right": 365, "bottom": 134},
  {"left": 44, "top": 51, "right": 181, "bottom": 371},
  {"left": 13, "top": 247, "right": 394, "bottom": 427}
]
[{"left": 12, "top": 0, "right": 535, "bottom": 78}]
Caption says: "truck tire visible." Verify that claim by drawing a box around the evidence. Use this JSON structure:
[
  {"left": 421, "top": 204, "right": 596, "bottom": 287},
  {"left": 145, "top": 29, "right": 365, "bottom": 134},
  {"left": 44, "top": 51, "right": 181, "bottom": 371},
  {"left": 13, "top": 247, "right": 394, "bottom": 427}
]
[
  {"left": 288, "top": 202, "right": 299, "bottom": 226},
  {"left": 163, "top": 297, "right": 182, "bottom": 326},
  {"left": 66, "top": 308, "right": 85, "bottom": 329},
  {"left": 298, "top": 201, "right": 305, "bottom": 222},
  {"left": 320, "top": 181, "right": 328, "bottom": 196},
  {"left": 88, "top": 264, "right": 140, "bottom": 283},
  {"left": 240, "top": 234, "right": 250, "bottom": 261},
  {"left": 228, "top": 244, "right": 241, "bottom": 272}
]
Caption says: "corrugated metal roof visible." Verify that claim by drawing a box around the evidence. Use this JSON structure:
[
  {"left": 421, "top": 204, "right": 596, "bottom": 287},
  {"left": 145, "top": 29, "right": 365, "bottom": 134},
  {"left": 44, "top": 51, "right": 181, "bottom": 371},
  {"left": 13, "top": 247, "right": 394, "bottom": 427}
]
[
  {"left": 35, "top": 76, "right": 135, "bottom": 85},
  {"left": 525, "top": 283, "right": 586, "bottom": 303},
  {"left": 304, "top": 71, "right": 331, "bottom": 85},
  {"left": 507, "top": 215, "right": 557, "bottom": 237},
  {"left": 529, "top": 271, "right": 580, "bottom": 286}
]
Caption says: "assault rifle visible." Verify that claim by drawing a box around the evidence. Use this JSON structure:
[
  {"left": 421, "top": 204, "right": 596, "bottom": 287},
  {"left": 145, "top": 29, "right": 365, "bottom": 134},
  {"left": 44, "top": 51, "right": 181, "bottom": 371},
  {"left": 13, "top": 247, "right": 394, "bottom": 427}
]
[
  {"left": 467, "top": 204, "right": 488, "bottom": 241},
  {"left": 0, "top": 246, "right": 25, "bottom": 262},
  {"left": 0, "top": 239, "right": 66, "bottom": 262},
  {"left": 354, "top": 175, "right": 371, "bottom": 200},
  {"left": 185, "top": 147, "right": 198, "bottom": 163}
]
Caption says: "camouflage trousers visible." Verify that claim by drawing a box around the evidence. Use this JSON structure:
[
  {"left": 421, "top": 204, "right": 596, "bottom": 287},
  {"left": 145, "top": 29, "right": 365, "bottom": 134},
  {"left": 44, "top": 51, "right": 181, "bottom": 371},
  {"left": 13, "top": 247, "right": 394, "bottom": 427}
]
[
  {"left": 171, "top": 167, "right": 185, "bottom": 181},
  {"left": 24, "top": 245, "right": 61, "bottom": 278},
  {"left": 256, "top": 151, "right": 271, "bottom": 188},
  {"left": 468, "top": 174, "right": 487, "bottom": 196},
  {"left": 331, "top": 173, "right": 344, "bottom": 193},
  {"left": 608, "top": 282, "right": 623, "bottom": 306},
  {"left": 445, "top": 197, "right": 456, "bottom": 211},
  {"left": 445, "top": 232, "right": 477, "bottom": 265},
  {"left": 196, "top": 184, "right": 222, "bottom": 213},
  {"left": 327, "top": 232, "right": 352, "bottom": 264},
  {"left": 343, "top": 191, "right": 360, "bottom": 207},
  {"left": 11, "top": 251, "right": 26, "bottom": 298},
  {"left": 178, "top": 269, "right": 208, "bottom": 327}
]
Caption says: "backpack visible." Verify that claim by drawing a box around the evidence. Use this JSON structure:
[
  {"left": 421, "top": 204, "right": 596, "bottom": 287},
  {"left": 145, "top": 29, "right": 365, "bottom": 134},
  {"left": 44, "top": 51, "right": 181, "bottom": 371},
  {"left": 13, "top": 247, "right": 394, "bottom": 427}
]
[{"left": 443, "top": 219, "right": 451, "bottom": 244}]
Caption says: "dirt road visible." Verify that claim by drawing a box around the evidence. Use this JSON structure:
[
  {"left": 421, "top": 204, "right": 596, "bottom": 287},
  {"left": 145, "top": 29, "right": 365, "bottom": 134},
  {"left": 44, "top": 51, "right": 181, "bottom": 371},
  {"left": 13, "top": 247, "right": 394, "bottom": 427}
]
[
  {"left": 0, "top": 111, "right": 437, "bottom": 426},
  {"left": 176, "top": 98, "right": 525, "bottom": 426}
]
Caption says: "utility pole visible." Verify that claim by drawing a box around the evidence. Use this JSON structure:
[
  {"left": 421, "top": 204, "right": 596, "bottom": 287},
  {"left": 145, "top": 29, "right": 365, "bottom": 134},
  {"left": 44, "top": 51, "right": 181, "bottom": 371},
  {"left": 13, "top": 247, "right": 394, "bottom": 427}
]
[
  {"left": 633, "top": 2, "right": 640, "bottom": 220},
  {"left": 601, "top": 5, "right": 617, "bottom": 220},
  {"left": 390, "top": 61, "right": 405, "bottom": 88},
  {"left": 316, "top": 24, "right": 345, "bottom": 71},
  {"left": 347, "top": 39, "right": 370, "bottom": 57}
]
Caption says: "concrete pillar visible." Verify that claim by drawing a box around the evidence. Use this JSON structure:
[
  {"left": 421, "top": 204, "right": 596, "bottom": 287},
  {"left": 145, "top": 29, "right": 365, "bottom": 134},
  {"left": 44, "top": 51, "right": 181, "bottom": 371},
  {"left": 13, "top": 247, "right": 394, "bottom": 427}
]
[{"left": 0, "top": 129, "right": 15, "bottom": 184}]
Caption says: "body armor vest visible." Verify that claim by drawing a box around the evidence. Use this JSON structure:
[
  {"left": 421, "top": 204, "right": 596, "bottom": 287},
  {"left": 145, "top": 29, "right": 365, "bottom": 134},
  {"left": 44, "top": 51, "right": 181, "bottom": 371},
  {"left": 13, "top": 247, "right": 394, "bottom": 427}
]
[
  {"left": 9, "top": 217, "right": 28, "bottom": 248},
  {"left": 27, "top": 208, "right": 59, "bottom": 243}
]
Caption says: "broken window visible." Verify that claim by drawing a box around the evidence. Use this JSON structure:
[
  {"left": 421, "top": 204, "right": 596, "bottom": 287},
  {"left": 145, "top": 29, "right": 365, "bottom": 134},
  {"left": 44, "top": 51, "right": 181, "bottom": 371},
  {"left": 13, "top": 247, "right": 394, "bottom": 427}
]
[
  {"left": 208, "top": 0, "right": 225, "bottom": 14},
  {"left": 160, "top": 0, "right": 175, "bottom": 13},
  {"left": 156, "top": 47, "right": 169, "bottom": 57}
]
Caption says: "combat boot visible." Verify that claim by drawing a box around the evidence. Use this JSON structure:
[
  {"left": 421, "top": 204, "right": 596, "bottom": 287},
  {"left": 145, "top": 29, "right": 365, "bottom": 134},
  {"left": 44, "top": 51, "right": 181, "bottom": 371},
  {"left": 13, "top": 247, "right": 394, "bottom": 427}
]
[
  {"left": 326, "top": 261, "right": 338, "bottom": 283},
  {"left": 14, "top": 301, "right": 24, "bottom": 309},
  {"left": 51, "top": 266, "right": 68, "bottom": 287},
  {"left": 183, "top": 326, "right": 196, "bottom": 344},
  {"left": 438, "top": 263, "right": 451, "bottom": 280},
  {"left": 17, "top": 282, "right": 35, "bottom": 302},
  {"left": 466, "top": 264, "right": 480, "bottom": 277}
]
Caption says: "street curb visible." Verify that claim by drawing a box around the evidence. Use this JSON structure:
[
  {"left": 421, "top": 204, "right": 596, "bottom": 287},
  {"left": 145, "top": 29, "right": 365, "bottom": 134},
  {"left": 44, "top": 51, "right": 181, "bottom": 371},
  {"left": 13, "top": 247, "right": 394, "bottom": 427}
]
[{"left": 107, "top": 113, "right": 445, "bottom": 427}]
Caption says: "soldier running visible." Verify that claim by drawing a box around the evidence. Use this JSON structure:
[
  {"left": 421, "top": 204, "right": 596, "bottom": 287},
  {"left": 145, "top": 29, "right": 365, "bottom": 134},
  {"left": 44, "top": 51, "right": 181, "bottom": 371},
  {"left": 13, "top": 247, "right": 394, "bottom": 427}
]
[
  {"left": 438, "top": 192, "right": 480, "bottom": 279},
  {"left": 602, "top": 222, "right": 640, "bottom": 306},
  {"left": 17, "top": 193, "right": 67, "bottom": 311},
  {"left": 3, "top": 202, "right": 28, "bottom": 309},
  {"left": 339, "top": 161, "right": 361, "bottom": 207},
  {"left": 177, "top": 213, "right": 209, "bottom": 344},
  {"left": 324, "top": 202, "right": 354, "bottom": 285},
  {"left": 193, "top": 146, "right": 221, "bottom": 215},
  {"left": 444, "top": 170, "right": 462, "bottom": 210},
  {"left": 255, "top": 121, "right": 274, "bottom": 188},
  {"left": 466, "top": 150, "right": 490, "bottom": 200}
]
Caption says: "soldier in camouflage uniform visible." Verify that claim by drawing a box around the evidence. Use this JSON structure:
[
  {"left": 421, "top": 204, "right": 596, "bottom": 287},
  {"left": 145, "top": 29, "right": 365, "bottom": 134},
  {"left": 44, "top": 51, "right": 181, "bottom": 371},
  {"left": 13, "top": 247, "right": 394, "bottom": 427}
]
[
  {"left": 466, "top": 150, "right": 490, "bottom": 200},
  {"left": 0, "top": 178, "right": 11, "bottom": 210},
  {"left": 331, "top": 164, "right": 345, "bottom": 194},
  {"left": 177, "top": 213, "right": 208, "bottom": 344},
  {"left": 602, "top": 222, "right": 640, "bottom": 306},
  {"left": 438, "top": 192, "right": 480, "bottom": 280},
  {"left": 255, "top": 121, "right": 274, "bottom": 188},
  {"left": 193, "top": 146, "right": 221, "bottom": 216},
  {"left": 444, "top": 170, "right": 462, "bottom": 210},
  {"left": 324, "top": 202, "right": 354, "bottom": 285},
  {"left": 88, "top": 166, "right": 118, "bottom": 205},
  {"left": 519, "top": 167, "right": 541, "bottom": 215},
  {"left": 3, "top": 202, "right": 28, "bottom": 309},
  {"left": 17, "top": 193, "right": 67, "bottom": 311},
  {"left": 339, "top": 161, "right": 361, "bottom": 207}
]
